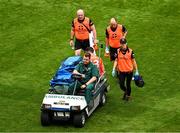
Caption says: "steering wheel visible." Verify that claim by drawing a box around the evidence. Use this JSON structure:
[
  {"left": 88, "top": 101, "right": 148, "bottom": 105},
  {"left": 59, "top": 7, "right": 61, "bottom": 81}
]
[{"left": 72, "top": 73, "right": 83, "bottom": 80}]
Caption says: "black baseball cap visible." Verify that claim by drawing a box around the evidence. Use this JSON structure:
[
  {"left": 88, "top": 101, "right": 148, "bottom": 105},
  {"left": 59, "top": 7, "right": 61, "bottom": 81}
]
[{"left": 120, "top": 38, "right": 127, "bottom": 44}]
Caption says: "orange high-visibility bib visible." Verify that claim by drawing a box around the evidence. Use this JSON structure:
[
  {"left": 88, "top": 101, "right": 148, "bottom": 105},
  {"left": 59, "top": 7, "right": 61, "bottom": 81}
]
[
  {"left": 74, "top": 17, "right": 90, "bottom": 40},
  {"left": 117, "top": 48, "right": 133, "bottom": 72},
  {"left": 107, "top": 24, "right": 124, "bottom": 48}
]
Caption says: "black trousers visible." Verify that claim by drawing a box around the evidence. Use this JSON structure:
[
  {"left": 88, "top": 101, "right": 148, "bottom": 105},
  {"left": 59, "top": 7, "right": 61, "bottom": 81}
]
[{"left": 118, "top": 71, "right": 133, "bottom": 96}]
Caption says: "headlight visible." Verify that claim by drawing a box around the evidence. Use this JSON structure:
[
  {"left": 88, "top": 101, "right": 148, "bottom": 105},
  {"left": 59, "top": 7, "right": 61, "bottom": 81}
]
[
  {"left": 71, "top": 106, "right": 80, "bottom": 111},
  {"left": 42, "top": 104, "right": 51, "bottom": 109}
]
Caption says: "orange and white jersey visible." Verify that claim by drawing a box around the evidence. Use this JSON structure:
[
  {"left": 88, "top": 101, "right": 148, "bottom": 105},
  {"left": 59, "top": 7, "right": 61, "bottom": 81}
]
[{"left": 91, "top": 55, "right": 105, "bottom": 76}]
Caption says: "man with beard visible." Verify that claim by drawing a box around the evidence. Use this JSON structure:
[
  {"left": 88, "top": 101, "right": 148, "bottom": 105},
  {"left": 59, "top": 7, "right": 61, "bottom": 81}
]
[{"left": 69, "top": 53, "right": 99, "bottom": 104}]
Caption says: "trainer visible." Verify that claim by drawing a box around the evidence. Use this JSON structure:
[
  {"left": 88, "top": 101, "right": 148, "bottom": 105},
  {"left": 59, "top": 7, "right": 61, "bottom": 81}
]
[
  {"left": 105, "top": 17, "right": 127, "bottom": 61},
  {"left": 70, "top": 9, "right": 98, "bottom": 55},
  {"left": 112, "top": 38, "right": 139, "bottom": 101}
]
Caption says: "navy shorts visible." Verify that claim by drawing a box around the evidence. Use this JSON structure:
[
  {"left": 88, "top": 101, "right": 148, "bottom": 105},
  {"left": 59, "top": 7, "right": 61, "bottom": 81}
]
[
  {"left": 109, "top": 47, "right": 119, "bottom": 61},
  {"left": 75, "top": 39, "right": 90, "bottom": 51}
]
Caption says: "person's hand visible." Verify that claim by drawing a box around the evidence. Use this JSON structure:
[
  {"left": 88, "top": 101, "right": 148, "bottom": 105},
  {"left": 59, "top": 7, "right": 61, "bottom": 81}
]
[
  {"left": 81, "top": 84, "right": 86, "bottom": 89},
  {"left": 112, "top": 69, "right": 116, "bottom": 77},
  {"left": 81, "top": 74, "right": 85, "bottom": 78},
  {"left": 93, "top": 39, "right": 99, "bottom": 45},
  {"left": 93, "top": 44, "right": 98, "bottom": 51},
  {"left": 70, "top": 40, "right": 74, "bottom": 47},
  {"left": 105, "top": 46, "right": 109, "bottom": 54},
  {"left": 134, "top": 70, "right": 139, "bottom": 76}
]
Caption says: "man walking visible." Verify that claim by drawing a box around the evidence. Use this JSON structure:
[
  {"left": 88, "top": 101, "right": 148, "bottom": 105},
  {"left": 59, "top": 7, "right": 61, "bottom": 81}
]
[
  {"left": 105, "top": 18, "right": 128, "bottom": 71},
  {"left": 112, "top": 38, "right": 139, "bottom": 101},
  {"left": 70, "top": 9, "right": 98, "bottom": 55}
]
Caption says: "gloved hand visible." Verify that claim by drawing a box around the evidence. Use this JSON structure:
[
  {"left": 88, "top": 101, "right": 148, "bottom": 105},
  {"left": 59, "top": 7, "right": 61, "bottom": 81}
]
[
  {"left": 134, "top": 70, "right": 139, "bottom": 76},
  {"left": 105, "top": 46, "right": 109, "bottom": 53},
  {"left": 112, "top": 68, "right": 116, "bottom": 77}
]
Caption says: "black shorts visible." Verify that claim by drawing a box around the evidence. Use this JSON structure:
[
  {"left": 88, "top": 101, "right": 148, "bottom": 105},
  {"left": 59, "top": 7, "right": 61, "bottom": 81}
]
[
  {"left": 75, "top": 39, "right": 90, "bottom": 51},
  {"left": 109, "top": 47, "right": 119, "bottom": 61}
]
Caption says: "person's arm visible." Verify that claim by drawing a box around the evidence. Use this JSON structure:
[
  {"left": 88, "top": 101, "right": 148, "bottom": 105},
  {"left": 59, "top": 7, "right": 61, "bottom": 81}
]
[
  {"left": 132, "top": 59, "right": 138, "bottom": 71},
  {"left": 132, "top": 58, "right": 139, "bottom": 76},
  {"left": 81, "top": 76, "right": 97, "bottom": 89},
  {"left": 122, "top": 25, "right": 128, "bottom": 38},
  {"left": 73, "top": 69, "right": 85, "bottom": 78},
  {"left": 105, "top": 37, "right": 109, "bottom": 47},
  {"left": 81, "top": 65, "right": 98, "bottom": 89},
  {"left": 89, "top": 19, "right": 98, "bottom": 44},
  {"left": 112, "top": 59, "right": 117, "bottom": 77},
  {"left": 105, "top": 29, "right": 109, "bottom": 47},
  {"left": 113, "top": 59, "right": 117, "bottom": 71},
  {"left": 100, "top": 58, "right": 105, "bottom": 75},
  {"left": 86, "top": 64, "right": 99, "bottom": 85},
  {"left": 131, "top": 51, "right": 139, "bottom": 75},
  {"left": 112, "top": 49, "right": 119, "bottom": 77},
  {"left": 86, "top": 76, "right": 97, "bottom": 86},
  {"left": 91, "top": 25, "right": 98, "bottom": 44},
  {"left": 104, "top": 28, "right": 110, "bottom": 54},
  {"left": 73, "top": 64, "right": 85, "bottom": 77}
]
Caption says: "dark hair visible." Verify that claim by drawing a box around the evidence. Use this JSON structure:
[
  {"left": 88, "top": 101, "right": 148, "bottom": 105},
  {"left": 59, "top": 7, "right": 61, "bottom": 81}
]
[
  {"left": 84, "top": 52, "right": 91, "bottom": 59},
  {"left": 120, "top": 38, "right": 127, "bottom": 44},
  {"left": 85, "top": 47, "right": 94, "bottom": 53}
]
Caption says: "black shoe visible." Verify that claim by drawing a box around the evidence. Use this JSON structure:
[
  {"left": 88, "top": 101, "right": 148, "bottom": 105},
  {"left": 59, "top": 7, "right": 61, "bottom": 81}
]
[
  {"left": 125, "top": 96, "right": 132, "bottom": 101},
  {"left": 122, "top": 93, "right": 127, "bottom": 100}
]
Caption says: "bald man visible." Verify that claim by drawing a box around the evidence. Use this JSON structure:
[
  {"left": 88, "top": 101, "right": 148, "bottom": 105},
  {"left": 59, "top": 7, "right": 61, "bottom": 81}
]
[
  {"left": 105, "top": 18, "right": 128, "bottom": 61},
  {"left": 70, "top": 9, "right": 98, "bottom": 56}
]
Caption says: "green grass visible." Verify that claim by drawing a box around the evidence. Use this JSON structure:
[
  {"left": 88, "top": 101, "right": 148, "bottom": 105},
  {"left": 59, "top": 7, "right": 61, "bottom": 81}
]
[{"left": 0, "top": 0, "right": 180, "bottom": 132}]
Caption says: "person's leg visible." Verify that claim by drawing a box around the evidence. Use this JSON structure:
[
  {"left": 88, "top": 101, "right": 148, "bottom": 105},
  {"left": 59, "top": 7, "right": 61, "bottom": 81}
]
[
  {"left": 85, "top": 83, "right": 94, "bottom": 104},
  {"left": 81, "top": 39, "right": 90, "bottom": 51},
  {"left": 118, "top": 72, "right": 127, "bottom": 99},
  {"left": 75, "top": 49, "right": 81, "bottom": 56},
  {"left": 75, "top": 39, "right": 82, "bottom": 56},
  {"left": 109, "top": 47, "right": 117, "bottom": 61},
  {"left": 68, "top": 80, "right": 82, "bottom": 95},
  {"left": 126, "top": 72, "right": 133, "bottom": 100}
]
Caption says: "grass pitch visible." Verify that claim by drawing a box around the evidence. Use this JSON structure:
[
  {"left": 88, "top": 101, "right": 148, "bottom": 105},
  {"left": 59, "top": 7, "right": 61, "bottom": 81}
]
[{"left": 0, "top": 0, "right": 180, "bottom": 132}]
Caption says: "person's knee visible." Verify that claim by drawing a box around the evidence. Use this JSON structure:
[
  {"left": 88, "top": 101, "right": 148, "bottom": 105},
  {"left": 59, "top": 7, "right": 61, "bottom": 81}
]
[
  {"left": 85, "top": 84, "right": 94, "bottom": 94},
  {"left": 75, "top": 51, "right": 80, "bottom": 56},
  {"left": 86, "top": 84, "right": 94, "bottom": 91},
  {"left": 87, "top": 83, "right": 94, "bottom": 88},
  {"left": 75, "top": 49, "right": 81, "bottom": 55},
  {"left": 119, "top": 82, "right": 124, "bottom": 88},
  {"left": 119, "top": 83, "right": 126, "bottom": 91},
  {"left": 127, "top": 84, "right": 131, "bottom": 89}
]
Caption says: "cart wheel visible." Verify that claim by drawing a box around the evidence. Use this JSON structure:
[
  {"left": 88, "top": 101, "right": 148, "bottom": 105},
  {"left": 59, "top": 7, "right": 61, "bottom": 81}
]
[
  {"left": 41, "top": 111, "right": 51, "bottom": 126},
  {"left": 73, "top": 112, "right": 86, "bottom": 127},
  {"left": 99, "top": 92, "right": 106, "bottom": 106}
]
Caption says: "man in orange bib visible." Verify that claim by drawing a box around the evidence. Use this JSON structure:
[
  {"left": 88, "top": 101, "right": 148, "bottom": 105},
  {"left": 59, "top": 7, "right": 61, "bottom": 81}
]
[
  {"left": 112, "top": 38, "right": 139, "bottom": 101},
  {"left": 104, "top": 17, "right": 127, "bottom": 60},
  {"left": 70, "top": 9, "right": 98, "bottom": 56}
]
